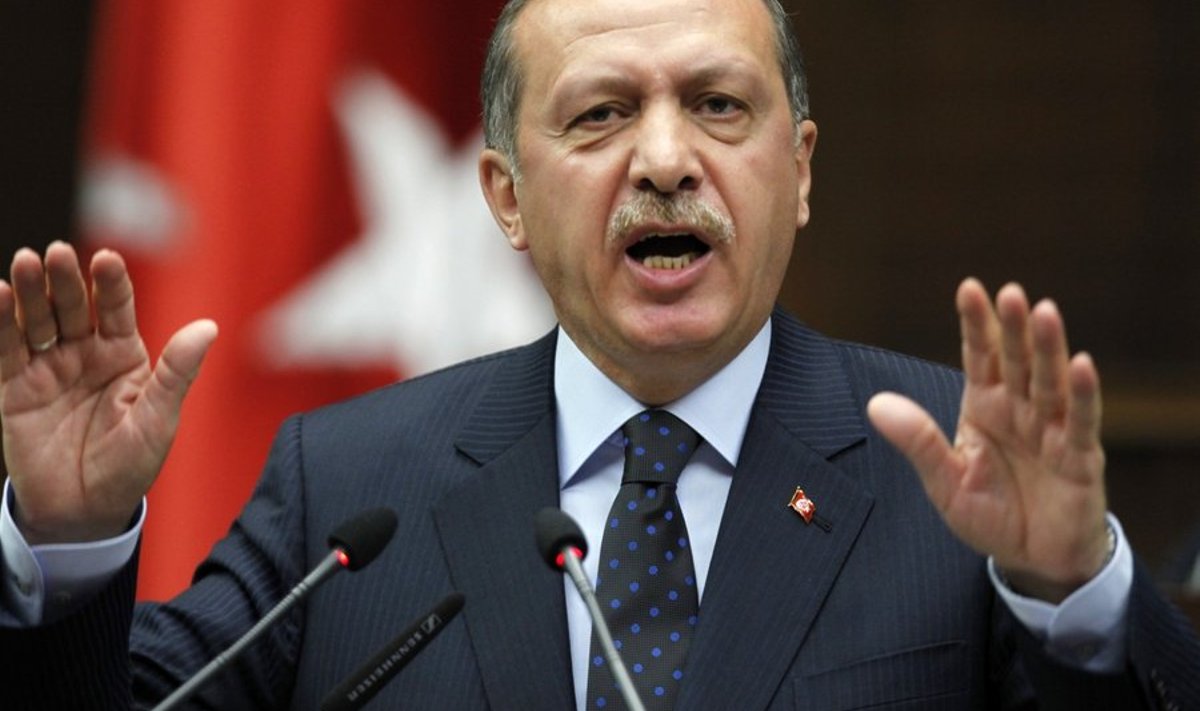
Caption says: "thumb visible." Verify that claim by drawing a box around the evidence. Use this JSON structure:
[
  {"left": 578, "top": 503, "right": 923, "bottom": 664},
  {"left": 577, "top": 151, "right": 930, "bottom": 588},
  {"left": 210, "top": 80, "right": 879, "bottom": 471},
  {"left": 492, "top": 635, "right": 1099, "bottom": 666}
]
[
  {"left": 867, "top": 391, "right": 960, "bottom": 510},
  {"left": 142, "top": 319, "right": 219, "bottom": 423}
]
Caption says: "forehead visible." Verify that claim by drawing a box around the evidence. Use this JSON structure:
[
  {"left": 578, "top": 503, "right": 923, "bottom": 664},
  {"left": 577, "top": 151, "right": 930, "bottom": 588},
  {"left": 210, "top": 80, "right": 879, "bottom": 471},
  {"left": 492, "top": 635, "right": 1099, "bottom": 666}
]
[{"left": 512, "top": 0, "right": 780, "bottom": 94}]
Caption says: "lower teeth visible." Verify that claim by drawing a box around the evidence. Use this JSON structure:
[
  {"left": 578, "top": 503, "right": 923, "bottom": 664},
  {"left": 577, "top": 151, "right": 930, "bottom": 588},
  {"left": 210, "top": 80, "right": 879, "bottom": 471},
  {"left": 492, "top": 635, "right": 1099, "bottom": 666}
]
[{"left": 643, "top": 254, "right": 696, "bottom": 269}]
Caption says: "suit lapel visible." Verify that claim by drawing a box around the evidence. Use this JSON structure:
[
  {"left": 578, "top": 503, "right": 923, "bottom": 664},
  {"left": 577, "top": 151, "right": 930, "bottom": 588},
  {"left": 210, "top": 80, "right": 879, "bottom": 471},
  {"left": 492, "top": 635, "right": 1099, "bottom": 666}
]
[
  {"left": 433, "top": 332, "right": 577, "bottom": 709},
  {"left": 678, "top": 312, "right": 876, "bottom": 710}
]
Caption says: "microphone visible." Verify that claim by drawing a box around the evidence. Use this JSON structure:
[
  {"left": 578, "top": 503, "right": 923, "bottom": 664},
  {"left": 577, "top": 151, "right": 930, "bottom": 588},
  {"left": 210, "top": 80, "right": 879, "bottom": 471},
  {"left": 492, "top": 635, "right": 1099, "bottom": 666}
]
[
  {"left": 152, "top": 507, "right": 399, "bottom": 711},
  {"left": 533, "top": 507, "right": 646, "bottom": 711},
  {"left": 320, "top": 592, "right": 465, "bottom": 711}
]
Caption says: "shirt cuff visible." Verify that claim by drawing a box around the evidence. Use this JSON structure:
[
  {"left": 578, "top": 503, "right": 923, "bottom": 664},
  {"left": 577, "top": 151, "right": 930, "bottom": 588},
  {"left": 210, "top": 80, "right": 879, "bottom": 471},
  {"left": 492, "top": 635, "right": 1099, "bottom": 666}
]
[
  {"left": 989, "top": 512, "right": 1133, "bottom": 673},
  {"left": 1, "top": 480, "right": 144, "bottom": 625}
]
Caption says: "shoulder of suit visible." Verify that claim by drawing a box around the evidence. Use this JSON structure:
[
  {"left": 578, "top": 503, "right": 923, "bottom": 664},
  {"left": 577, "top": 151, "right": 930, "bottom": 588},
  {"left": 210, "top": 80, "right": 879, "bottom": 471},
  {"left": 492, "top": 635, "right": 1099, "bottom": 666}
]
[
  {"left": 302, "top": 330, "right": 556, "bottom": 425},
  {"left": 771, "top": 306, "right": 963, "bottom": 402}
]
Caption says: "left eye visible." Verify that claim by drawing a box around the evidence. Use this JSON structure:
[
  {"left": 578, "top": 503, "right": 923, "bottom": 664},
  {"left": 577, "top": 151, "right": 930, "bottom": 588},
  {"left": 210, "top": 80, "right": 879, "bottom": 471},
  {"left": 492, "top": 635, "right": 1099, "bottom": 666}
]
[{"left": 699, "top": 97, "right": 739, "bottom": 115}]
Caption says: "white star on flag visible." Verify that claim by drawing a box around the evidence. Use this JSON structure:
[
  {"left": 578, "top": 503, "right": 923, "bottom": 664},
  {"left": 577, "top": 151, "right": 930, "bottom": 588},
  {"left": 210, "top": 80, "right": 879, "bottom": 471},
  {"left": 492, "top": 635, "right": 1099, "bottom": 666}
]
[{"left": 256, "top": 69, "right": 554, "bottom": 375}]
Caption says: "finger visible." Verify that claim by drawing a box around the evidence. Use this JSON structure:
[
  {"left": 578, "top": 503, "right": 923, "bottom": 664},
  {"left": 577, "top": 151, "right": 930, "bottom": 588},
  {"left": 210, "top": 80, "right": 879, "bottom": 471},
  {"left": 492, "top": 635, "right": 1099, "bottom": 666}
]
[
  {"left": 957, "top": 278, "right": 1001, "bottom": 387},
  {"left": 1028, "top": 299, "right": 1070, "bottom": 423},
  {"left": 1065, "top": 351, "right": 1102, "bottom": 451},
  {"left": 867, "top": 391, "right": 963, "bottom": 511},
  {"left": 44, "top": 241, "right": 92, "bottom": 342},
  {"left": 134, "top": 319, "right": 219, "bottom": 436},
  {"left": 0, "top": 281, "right": 31, "bottom": 380},
  {"left": 995, "top": 283, "right": 1032, "bottom": 397},
  {"left": 10, "top": 248, "right": 58, "bottom": 351},
  {"left": 90, "top": 249, "right": 137, "bottom": 339}
]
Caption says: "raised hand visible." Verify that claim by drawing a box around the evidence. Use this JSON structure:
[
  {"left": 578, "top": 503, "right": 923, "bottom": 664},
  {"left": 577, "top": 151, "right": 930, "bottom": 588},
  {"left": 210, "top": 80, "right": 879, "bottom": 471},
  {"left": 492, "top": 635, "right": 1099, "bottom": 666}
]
[
  {"left": 0, "top": 242, "right": 217, "bottom": 544},
  {"left": 867, "top": 278, "right": 1109, "bottom": 602}
]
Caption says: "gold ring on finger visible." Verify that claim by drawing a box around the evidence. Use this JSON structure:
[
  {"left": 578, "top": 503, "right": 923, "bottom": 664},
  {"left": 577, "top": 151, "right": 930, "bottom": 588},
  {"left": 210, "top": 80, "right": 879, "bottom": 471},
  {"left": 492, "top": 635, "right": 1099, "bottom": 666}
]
[{"left": 30, "top": 334, "right": 59, "bottom": 353}]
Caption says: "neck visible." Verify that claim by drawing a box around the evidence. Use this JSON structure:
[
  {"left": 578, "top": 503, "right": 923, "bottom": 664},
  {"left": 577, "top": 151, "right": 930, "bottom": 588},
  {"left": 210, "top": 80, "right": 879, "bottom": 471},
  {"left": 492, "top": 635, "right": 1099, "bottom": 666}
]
[
  {"left": 577, "top": 329, "right": 766, "bottom": 406},
  {"left": 609, "top": 357, "right": 729, "bottom": 406}
]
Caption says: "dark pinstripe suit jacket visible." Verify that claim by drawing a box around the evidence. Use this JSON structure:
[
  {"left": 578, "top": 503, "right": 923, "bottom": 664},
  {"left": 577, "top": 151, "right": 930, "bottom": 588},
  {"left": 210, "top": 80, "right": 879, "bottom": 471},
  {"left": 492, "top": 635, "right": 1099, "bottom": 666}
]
[{"left": 3, "top": 310, "right": 1198, "bottom": 710}]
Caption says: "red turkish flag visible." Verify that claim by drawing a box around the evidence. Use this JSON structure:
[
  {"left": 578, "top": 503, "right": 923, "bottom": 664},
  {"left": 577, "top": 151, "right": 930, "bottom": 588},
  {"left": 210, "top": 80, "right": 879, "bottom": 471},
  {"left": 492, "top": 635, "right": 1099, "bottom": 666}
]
[{"left": 80, "top": 1, "right": 551, "bottom": 599}]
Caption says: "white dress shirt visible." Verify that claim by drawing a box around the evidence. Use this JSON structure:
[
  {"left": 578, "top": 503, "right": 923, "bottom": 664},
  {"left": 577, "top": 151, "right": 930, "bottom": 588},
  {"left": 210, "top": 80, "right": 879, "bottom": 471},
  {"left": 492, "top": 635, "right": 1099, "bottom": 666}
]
[{"left": 554, "top": 323, "right": 767, "bottom": 711}]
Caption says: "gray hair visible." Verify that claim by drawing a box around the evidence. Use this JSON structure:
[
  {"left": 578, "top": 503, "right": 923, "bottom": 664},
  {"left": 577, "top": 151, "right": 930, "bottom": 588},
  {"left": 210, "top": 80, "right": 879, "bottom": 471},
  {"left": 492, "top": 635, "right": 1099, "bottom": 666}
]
[{"left": 481, "top": 0, "right": 810, "bottom": 177}]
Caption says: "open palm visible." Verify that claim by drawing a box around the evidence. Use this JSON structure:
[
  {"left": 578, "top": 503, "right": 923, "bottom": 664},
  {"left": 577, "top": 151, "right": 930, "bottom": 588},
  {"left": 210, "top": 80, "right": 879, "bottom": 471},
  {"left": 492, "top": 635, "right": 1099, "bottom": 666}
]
[
  {"left": 0, "top": 243, "right": 216, "bottom": 544},
  {"left": 868, "top": 279, "right": 1110, "bottom": 602}
]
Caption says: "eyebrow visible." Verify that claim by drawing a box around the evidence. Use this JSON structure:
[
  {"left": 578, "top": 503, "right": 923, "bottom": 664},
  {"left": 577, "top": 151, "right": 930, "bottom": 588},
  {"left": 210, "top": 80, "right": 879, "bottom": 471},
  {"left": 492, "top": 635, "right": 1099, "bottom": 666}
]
[
  {"left": 551, "top": 71, "right": 634, "bottom": 102},
  {"left": 550, "top": 57, "right": 767, "bottom": 108},
  {"left": 679, "top": 60, "right": 767, "bottom": 95}
]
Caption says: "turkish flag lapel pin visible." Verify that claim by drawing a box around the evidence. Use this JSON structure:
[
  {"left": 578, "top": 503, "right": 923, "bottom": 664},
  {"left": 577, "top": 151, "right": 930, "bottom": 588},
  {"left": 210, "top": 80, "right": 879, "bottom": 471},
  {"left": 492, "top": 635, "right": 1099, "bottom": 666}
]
[{"left": 787, "top": 487, "right": 816, "bottom": 524}]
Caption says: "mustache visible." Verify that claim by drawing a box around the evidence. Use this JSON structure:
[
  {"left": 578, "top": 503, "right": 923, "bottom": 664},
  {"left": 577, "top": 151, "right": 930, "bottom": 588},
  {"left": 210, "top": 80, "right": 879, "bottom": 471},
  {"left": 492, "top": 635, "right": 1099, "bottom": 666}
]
[{"left": 607, "top": 192, "right": 734, "bottom": 245}]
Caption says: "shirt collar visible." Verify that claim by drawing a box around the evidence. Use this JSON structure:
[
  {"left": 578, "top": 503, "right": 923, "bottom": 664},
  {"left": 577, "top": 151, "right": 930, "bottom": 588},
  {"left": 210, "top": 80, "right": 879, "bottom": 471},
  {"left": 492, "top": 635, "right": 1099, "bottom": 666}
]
[{"left": 554, "top": 320, "right": 771, "bottom": 487}]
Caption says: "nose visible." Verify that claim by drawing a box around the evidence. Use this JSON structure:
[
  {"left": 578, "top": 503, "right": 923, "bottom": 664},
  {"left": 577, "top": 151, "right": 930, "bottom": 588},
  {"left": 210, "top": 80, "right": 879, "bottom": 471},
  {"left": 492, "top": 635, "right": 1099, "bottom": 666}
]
[{"left": 628, "top": 104, "right": 701, "bottom": 194}]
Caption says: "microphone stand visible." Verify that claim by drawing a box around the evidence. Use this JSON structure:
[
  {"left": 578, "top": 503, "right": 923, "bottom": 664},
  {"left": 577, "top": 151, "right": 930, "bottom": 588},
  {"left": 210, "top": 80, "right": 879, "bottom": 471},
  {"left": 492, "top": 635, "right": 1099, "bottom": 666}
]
[
  {"left": 152, "top": 551, "right": 345, "bottom": 711},
  {"left": 560, "top": 548, "right": 646, "bottom": 711}
]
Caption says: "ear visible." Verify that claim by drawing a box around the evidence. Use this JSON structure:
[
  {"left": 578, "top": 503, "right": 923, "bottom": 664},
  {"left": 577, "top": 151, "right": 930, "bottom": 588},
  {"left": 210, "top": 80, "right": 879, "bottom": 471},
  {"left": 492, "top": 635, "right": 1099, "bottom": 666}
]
[
  {"left": 794, "top": 120, "right": 818, "bottom": 230},
  {"left": 479, "top": 148, "right": 528, "bottom": 251}
]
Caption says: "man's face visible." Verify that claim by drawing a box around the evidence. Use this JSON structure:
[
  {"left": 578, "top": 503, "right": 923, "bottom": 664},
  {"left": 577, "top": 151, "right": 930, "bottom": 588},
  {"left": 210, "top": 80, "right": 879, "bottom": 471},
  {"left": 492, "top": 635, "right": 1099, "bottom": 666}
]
[{"left": 481, "top": 0, "right": 816, "bottom": 401}]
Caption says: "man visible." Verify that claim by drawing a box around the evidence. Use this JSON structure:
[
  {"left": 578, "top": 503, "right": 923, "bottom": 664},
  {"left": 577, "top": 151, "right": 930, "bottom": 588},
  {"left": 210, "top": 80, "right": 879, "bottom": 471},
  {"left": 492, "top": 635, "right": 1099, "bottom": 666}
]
[{"left": 1, "top": 0, "right": 1197, "bottom": 708}]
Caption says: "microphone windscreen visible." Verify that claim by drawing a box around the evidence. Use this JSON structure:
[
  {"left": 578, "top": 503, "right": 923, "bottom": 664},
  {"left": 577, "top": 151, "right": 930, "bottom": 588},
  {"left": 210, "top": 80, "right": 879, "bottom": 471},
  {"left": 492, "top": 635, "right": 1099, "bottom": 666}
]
[
  {"left": 328, "top": 507, "right": 398, "bottom": 571},
  {"left": 533, "top": 507, "right": 588, "bottom": 569}
]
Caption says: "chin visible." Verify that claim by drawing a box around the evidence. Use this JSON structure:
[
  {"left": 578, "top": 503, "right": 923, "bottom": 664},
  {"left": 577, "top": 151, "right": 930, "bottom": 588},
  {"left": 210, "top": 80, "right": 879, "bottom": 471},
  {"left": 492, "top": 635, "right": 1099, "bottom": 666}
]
[{"left": 616, "top": 310, "right": 730, "bottom": 356}]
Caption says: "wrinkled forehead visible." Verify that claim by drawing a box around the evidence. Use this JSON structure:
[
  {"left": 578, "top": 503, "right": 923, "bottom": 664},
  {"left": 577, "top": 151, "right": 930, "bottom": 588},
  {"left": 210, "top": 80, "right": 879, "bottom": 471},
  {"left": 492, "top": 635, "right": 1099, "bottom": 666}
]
[{"left": 510, "top": 0, "right": 780, "bottom": 96}]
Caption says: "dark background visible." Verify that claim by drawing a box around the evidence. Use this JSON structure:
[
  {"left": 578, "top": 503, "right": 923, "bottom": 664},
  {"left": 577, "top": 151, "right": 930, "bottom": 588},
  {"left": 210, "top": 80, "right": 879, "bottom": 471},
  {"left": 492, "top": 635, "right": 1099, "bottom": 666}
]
[
  {"left": 785, "top": 3, "right": 1200, "bottom": 581},
  {"left": 2, "top": 3, "right": 1198, "bottom": 580}
]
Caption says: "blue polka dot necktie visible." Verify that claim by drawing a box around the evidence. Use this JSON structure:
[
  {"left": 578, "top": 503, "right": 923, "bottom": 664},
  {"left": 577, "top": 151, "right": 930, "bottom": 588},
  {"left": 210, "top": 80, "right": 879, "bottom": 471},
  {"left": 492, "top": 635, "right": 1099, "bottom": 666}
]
[{"left": 586, "top": 410, "right": 701, "bottom": 710}]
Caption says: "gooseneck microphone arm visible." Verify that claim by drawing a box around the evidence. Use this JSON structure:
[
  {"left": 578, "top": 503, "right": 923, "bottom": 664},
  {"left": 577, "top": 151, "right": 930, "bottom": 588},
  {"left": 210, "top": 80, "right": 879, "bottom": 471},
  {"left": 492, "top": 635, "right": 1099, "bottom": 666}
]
[
  {"left": 152, "top": 507, "right": 399, "bottom": 711},
  {"left": 534, "top": 507, "right": 646, "bottom": 711},
  {"left": 560, "top": 539, "right": 645, "bottom": 711}
]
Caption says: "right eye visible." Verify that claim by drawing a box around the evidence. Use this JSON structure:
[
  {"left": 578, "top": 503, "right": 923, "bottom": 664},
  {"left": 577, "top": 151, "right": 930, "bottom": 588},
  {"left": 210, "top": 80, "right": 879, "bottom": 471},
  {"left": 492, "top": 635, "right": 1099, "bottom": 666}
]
[{"left": 571, "top": 105, "right": 621, "bottom": 128}]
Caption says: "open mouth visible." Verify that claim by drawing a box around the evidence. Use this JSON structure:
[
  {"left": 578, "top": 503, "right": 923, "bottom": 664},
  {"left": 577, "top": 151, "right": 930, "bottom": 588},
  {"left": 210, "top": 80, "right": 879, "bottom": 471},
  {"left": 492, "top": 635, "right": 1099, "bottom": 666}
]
[{"left": 626, "top": 233, "right": 711, "bottom": 269}]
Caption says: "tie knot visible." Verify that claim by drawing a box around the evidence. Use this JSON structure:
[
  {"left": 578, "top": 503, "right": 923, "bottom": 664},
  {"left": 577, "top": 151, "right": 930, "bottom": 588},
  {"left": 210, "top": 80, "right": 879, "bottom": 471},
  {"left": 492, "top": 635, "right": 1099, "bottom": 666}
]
[{"left": 621, "top": 410, "right": 701, "bottom": 485}]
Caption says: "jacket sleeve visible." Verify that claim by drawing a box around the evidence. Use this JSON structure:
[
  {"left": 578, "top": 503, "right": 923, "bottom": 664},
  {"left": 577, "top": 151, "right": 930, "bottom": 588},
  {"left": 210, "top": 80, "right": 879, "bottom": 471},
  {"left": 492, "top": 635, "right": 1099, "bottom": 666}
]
[{"left": 0, "top": 548, "right": 138, "bottom": 711}]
